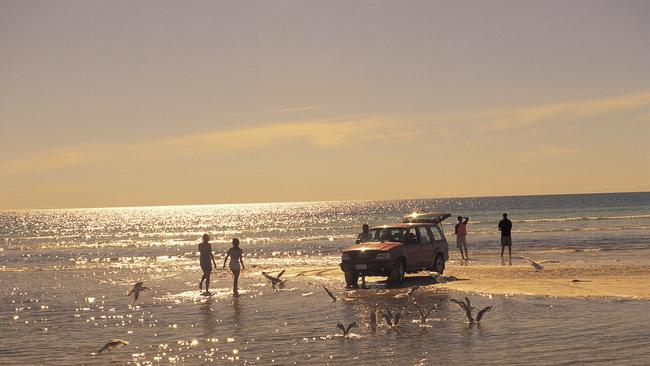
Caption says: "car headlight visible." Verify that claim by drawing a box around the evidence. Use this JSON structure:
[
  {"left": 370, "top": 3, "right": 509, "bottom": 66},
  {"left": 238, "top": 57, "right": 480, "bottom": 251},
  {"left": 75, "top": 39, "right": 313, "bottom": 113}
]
[
  {"left": 341, "top": 253, "right": 351, "bottom": 261},
  {"left": 375, "top": 252, "right": 391, "bottom": 260}
]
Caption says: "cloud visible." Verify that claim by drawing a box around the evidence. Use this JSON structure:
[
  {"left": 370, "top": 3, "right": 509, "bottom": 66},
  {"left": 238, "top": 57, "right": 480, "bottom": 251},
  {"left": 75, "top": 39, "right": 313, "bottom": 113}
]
[
  {"left": 0, "top": 119, "right": 394, "bottom": 173},
  {"left": 249, "top": 106, "right": 325, "bottom": 115},
  {"left": 487, "top": 90, "right": 650, "bottom": 130},
  {"left": 518, "top": 145, "right": 583, "bottom": 161}
]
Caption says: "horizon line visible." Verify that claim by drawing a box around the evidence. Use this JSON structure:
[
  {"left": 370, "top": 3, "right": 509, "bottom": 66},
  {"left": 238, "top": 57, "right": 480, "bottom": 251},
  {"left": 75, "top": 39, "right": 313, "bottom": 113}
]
[{"left": 1, "top": 190, "right": 648, "bottom": 212}]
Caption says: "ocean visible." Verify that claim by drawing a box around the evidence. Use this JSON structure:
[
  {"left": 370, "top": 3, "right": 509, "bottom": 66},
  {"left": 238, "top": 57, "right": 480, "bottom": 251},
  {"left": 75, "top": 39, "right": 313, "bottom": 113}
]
[{"left": 1, "top": 192, "right": 649, "bottom": 365}]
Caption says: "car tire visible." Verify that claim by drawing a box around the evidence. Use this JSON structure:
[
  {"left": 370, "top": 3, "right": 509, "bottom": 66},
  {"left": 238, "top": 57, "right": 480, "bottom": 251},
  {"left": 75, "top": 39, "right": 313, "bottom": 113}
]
[
  {"left": 388, "top": 259, "right": 405, "bottom": 285},
  {"left": 344, "top": 271, "right": 359, "bottom": 288},
  {"left": 433, "top": 254, "right": 445, "bottom": 275}
]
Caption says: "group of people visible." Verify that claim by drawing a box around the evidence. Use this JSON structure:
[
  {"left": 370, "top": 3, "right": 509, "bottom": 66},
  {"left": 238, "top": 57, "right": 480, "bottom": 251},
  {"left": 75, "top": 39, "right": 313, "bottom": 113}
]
[
  {"left": 198, "top": 234, "right": 245, "bottom": 295},
  {"left": 202, "top": 213, "right": 514, "bottom": 295},
  {"left": 455, "top": 213, "right": 514, "bottom": 260},
  {"left": 356, "top": 213, "right": 515, "bottom": 260}
]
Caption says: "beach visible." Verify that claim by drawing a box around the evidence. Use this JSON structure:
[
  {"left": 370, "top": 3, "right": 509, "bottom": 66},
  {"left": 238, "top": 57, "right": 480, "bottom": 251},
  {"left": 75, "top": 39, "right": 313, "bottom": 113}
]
[{"left": 1, "top": 193, "right": 650, "bottom": 365}]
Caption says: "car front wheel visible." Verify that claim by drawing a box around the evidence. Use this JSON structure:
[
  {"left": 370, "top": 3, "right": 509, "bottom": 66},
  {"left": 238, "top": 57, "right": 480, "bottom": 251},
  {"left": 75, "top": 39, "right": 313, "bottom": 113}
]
[
  {"left": 433, "top": 254, "right": 445, "bottom": 275},
  {"left": 388, "top": 259, "right": 405, "bottom": 285},
  {"left": 344, "top": 271, "right": 359, "bottom": 288}
]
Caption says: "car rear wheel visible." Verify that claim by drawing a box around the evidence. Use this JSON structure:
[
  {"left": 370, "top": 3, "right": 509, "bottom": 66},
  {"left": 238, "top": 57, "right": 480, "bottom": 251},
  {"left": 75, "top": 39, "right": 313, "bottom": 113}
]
[
  {"left": 344, "top": 271, "right": 359, "bottom": 288},
  {"left": 388, "top": 259, "right": 405, "bottom": 285},
  {"left": 433, "top": 254, "right": 445, "bottom": 275}
]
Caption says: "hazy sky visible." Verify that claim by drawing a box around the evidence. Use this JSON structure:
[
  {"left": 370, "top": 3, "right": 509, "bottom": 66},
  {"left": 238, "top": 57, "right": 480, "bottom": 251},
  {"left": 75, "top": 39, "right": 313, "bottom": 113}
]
[{"left": 1, "top": 0, "right": 649, "bottom": 209}]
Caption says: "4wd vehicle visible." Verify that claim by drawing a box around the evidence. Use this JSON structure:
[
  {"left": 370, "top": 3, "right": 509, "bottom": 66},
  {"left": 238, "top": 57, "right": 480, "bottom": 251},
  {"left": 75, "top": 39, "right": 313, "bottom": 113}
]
[{"left": 339, "top": 212, "right": 451, "bottom": 287}]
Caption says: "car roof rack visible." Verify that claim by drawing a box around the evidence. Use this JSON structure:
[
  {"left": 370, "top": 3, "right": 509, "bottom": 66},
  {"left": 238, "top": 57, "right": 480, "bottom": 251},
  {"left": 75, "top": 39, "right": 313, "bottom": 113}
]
[{"left": 402, "top": 211, "right": 451, "bottom": 224}]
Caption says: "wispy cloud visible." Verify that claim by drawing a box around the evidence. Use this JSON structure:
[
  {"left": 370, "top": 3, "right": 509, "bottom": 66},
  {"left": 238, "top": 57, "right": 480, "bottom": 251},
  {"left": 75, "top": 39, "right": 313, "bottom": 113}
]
[
  {"left": 0, "top": 119, "right": 395, "bottom": 173},
  {"left": 518, "top": 145, "right": 583, "bottom": 161},
  {"left": 249, "top": 106, "right": 325, "bottom": 115},
  {"left": 487, "top": 90, "right": 650, "bottom": 130}
]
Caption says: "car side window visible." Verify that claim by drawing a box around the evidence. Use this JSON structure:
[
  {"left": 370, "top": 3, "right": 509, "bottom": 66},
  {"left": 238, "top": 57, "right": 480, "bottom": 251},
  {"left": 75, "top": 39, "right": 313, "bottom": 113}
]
[
  {"left": 418, "top": 227, "right": 432, "bottom": 244},
  {"left": 430, "top": 226, "right": 443, "bottom": 241},
  {"left": 404, "top": 228, "right": 418, "bottom": 244}
]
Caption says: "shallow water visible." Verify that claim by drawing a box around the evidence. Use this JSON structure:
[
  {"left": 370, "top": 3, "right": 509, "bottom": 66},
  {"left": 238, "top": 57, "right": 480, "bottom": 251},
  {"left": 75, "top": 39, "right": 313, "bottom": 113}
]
[
  {"left": 1, "top": 193, "right": 650, "bottom": 364},
  {"left": 2, "top": 266, "right": 650, "bottom": 365}
]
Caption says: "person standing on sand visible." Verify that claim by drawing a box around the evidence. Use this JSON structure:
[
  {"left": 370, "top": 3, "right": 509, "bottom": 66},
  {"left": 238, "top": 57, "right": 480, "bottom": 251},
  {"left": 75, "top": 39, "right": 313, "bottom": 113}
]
[
  {"left": 498, "top": 213, "right": 513, "bottom": 258},
  {"left": 455, "top": 216, "right": 470, "bottom": 260},
  {"left": 223, "top": 238, "right": 245, "bottom": 295},
  {"left": 357, "top": 224, "right": 372, "bottom": 243},
  {"left": 199, "top": 233, "right": 217, "bottom": 293}
]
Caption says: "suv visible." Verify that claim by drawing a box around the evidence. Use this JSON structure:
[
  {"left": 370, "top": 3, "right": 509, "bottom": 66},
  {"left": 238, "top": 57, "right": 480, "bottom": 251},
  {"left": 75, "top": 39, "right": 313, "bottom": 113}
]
[{"left": 339, "top": 212, "right": 450, "bottom": 287}]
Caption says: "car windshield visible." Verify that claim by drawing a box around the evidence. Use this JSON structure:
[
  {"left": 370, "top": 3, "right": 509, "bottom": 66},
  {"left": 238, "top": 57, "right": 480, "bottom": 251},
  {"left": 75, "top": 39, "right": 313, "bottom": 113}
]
[{"left": 370, "top": 228, "right": 406, "bottom": 242}]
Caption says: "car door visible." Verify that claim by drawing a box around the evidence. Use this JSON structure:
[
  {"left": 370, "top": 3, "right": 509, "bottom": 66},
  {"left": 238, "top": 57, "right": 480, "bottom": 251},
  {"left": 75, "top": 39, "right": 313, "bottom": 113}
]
[
  {"left": 402, "top": 228, "right": 420, "bottom": 270},
  {"left": 429, "top": 225, "right": 445, "bottom": 260},
  {"left": 417, "top": 226, "right": 434, "bottom": 266}
]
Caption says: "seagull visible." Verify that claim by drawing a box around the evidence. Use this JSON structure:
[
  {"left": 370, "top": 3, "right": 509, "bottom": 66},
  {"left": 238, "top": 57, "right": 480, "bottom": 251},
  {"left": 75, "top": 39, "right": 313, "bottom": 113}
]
[
  {"left": 406, "top": 285, "right": 420, "bottom": 299},
  {"left": 127, "top": 282, "right": 149, "bottom": 303},
  {"left": 336, "top": 322, "right": 357, "bottom": 336},
  {"left": 475, "top": 306, "right": 492, "bottom": 322},
  {"left": 321, "top": 284, "right": 337, "bottom": 302},
  {"left": 261, "top": 271, "right": 287, "bottom": 289},
  {"left": 520, "top": 257, "right": 560, "bottom": 271},
  {"left": 451, "top": 298, "right": 492, "bottom": 323},
  {"left": 369, "top": 304, "right": 378, "bottom": 328},
  {"left": 382, "top": 307, "right": 405, "bottom": 329},
  {"left": 97, "top": 339, "right": 129, "bottom": 353},
  {"left": 412, "top": 300, "right": 437, "bottom": 325}
]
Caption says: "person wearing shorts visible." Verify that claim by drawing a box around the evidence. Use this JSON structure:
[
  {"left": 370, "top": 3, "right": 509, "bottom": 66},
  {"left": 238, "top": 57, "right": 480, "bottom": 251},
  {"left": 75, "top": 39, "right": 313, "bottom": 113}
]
[
  {"left": 498, "top": 213, "right": 513, "bottom": 259},
  {"left": 455, "top": 216, "right": 470, "bottom": 260}
]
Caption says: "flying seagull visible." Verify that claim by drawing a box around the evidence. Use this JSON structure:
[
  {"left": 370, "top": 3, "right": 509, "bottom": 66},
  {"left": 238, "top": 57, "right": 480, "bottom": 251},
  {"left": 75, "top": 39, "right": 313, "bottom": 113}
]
[
  {"left": 382, "top": 307, "right": 405, "bottom": 329},
  {"left": 369, "top": 304, "right": 378, "bottom": 328},
  {"left": 475, "top": 306, "right": 492, "bottom": 322},
  {"left": 406, "top": 285, "right": 420, "bottom": 299},
  {"left": 520, "top": 257, "right": 560, "bottom": 271},
  {"left": 412, "top": 300, "right": 437, "bottom": 325},
  {"left": 127, "top": 282, "right": 149, "bottom": 303},
  {"left": 321, "top": 284, "right": 337, "bottom": 302},
  {"left": 97, "top": 339, "right": 129, "bottom": 353},
  {"left": 336, "top": 322, "right": 357, "bottom": 336},
  {"left": 261, "top": 270, "right": 287, "bottom": 289},
  {"left": 451, "top": 298, "right": 492, "bottom": 323}
]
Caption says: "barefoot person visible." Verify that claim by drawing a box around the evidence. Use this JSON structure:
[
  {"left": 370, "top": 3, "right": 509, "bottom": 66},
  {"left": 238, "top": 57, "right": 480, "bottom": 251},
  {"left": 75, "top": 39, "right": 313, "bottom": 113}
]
[
  {"left": 455, "top": 216, "right": 470, "bottom": 260},
  {"left": 498, "top": 213, "right": 513, "bottom": 259},
  {"left": 223, "top": 238, "right": 245, "bottom": 295},
  {"left": 198, "top": 233, "right": 217, "bottom": 293}
]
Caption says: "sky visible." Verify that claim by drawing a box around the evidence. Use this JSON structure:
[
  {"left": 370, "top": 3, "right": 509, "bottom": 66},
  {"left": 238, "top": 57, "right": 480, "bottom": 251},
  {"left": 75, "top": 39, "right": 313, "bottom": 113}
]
[{"left": 1, "top": 0, "right": 649, "bottom": 209}]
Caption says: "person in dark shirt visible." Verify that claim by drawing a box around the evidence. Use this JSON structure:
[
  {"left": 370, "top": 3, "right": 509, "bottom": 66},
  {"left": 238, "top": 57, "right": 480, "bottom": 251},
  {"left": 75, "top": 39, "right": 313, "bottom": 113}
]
[
  {"left": 357, "top": 224, "right": 372, "bottom": 243},
  {"left": 498, "top": 213, "right": 513, "bottom": 258}
]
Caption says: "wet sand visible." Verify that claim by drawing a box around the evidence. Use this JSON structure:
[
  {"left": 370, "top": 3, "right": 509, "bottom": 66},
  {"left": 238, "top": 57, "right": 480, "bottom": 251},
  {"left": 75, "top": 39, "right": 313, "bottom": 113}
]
[{"left": 283, "top": 248, "right": 650, "bottom": 300}]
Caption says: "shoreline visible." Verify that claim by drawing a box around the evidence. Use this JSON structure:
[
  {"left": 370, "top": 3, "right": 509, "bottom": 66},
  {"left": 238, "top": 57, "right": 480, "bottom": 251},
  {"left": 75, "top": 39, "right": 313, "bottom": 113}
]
[{"left": 284, "top": 249, "right": 650, "bottom": 301}]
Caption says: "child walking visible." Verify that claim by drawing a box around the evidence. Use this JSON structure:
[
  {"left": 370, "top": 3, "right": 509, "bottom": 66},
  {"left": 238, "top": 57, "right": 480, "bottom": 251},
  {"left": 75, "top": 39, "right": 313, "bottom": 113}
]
[{"left": 223, "top": 238, "right": 245, "bottom": 295}]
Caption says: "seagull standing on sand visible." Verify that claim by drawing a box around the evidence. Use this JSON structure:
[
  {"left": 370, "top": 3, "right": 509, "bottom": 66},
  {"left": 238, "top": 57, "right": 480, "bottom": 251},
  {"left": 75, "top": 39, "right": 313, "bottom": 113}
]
[
  {"left": 127, "top": 282, "right": 149, "bottom": 303},
  {"left": 321, "top": 284, "right": 337, "bottom": 302},
  {"left": 519, "top": 257, "right": 560, "bottom": 271},
  {"left": 336, "top": 322, "right": 357, "bottom": 336},
  {"left": 97, "top": 339, "right": 129, "bottom": 353}
]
